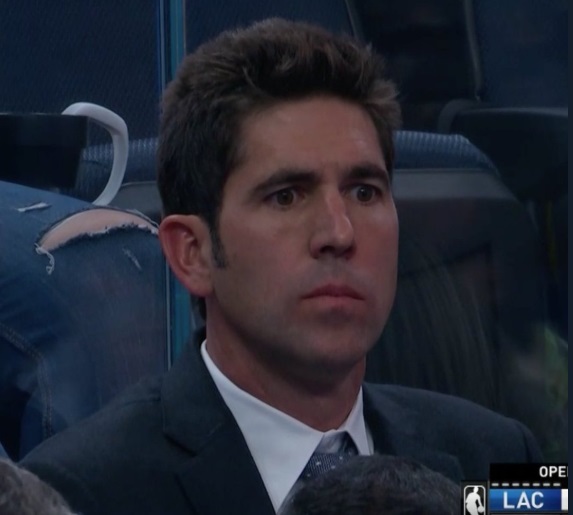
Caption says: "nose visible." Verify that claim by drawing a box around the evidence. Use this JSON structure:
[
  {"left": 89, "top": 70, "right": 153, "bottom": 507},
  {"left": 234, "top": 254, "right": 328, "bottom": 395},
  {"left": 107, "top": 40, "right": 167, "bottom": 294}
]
[{"left": 309, "top": 190, "right": 355, "bottom": 259}]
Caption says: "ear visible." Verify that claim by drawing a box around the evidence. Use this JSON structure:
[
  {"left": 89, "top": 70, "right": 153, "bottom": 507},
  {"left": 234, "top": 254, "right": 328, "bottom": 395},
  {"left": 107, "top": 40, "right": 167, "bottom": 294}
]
[{"left": 158, "top": 214, "right": 213, "bottom": 298}]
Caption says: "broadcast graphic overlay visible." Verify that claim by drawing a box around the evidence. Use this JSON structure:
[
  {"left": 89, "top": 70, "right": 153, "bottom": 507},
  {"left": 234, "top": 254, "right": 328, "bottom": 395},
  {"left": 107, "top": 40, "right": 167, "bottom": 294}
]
[{"left": 462, "top": 464, "right": 568, "bottom": 515}]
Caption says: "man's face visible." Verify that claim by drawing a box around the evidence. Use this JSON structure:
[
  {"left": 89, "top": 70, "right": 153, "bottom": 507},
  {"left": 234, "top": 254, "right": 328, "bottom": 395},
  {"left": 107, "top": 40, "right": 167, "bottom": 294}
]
[{"left": 206, "top": 96, "right": 398, "bottom": 380}]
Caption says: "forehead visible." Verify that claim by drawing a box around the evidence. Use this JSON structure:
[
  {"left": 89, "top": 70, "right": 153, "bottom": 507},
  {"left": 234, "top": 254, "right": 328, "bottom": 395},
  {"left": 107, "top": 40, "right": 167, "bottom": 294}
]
[{"left": 232, "top": 96, "right": 385, "bottom": 180}]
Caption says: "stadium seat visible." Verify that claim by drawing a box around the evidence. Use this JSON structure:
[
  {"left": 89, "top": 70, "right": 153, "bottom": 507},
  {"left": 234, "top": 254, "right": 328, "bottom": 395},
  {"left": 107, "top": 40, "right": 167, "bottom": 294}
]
[
  {"left": 184, "top": 0, "right": 354, "bottom": 51},
  {"left": 452, "top": 0, "right": 568, "bottom": 339},
  {"left": 468, "top": 0, "right": 566, "bottom": 107},
  {"left": 0, "top": 1, "right": 165, "bottom": 201},
  {"left": 349, "top": 0, "right": 475, "bottom": 131}
]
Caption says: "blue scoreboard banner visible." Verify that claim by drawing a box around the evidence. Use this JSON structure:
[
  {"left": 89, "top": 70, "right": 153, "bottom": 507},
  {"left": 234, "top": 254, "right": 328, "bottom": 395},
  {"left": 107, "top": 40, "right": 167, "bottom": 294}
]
[
  {"left": 462, "top": 464, "right": 568, "bottom": 514},
  {"left": 489, "top": 489, "right": 565, "bottom": 512}
]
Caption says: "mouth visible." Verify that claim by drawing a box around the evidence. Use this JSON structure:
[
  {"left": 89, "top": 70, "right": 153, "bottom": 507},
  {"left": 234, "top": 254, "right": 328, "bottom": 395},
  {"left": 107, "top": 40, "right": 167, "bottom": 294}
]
[{"left": 302, "top": 284, "right": 364, "bottom": 300}]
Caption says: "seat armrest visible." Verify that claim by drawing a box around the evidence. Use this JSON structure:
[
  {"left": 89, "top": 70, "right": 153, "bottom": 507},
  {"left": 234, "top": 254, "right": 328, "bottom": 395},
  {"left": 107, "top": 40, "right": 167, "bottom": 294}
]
[
  {"left": 450, "top": 107, "right": 567, "bottom": 200},
  {"left": 111, "top": 181, "right": 163, "bottom": 223}
]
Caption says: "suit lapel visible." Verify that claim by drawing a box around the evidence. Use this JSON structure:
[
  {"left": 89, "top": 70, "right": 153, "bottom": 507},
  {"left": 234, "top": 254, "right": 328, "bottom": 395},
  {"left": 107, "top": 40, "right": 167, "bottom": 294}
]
[
  {"left": 161, "top": 340, "right": 275, "bottom": 515},
  {"left": 177, "top": 423, "right": 275, "bottom": 515},
  {"left": 159, "top": 340, "right": 462, "bottom": 513},
  {"left": 363, "top": 383, "right": 464, "bottom": 483}
]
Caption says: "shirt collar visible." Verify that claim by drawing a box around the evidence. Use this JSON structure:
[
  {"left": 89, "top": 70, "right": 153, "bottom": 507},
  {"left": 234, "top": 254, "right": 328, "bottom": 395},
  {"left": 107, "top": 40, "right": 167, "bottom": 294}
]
[{"left": 201, "top": 341, "right": 371, "bottom": 512}]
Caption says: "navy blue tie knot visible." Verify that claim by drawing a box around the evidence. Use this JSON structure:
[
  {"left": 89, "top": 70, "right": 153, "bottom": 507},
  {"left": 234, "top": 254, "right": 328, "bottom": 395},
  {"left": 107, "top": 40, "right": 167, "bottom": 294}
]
[{"left": 299, "top": 433, "right": 358, "bottom": 481}]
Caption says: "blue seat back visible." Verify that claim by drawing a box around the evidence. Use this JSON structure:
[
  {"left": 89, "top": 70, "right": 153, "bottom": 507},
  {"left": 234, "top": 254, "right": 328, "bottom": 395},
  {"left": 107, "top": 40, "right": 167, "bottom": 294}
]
[
  {"left": 470, "top": 0, "right": 567, "bottom": 106},
  {"left": 185, "top": 0, "right": 354, "bottom": 52},
  {"left": 0, "top": 2, "right": 164, "bottom": 202},
  {"left": 0, "top": 1, "right": 162, "bottom": 143},
  {"left": 350, "top": 0, "right": 474, "bottom": 130}
]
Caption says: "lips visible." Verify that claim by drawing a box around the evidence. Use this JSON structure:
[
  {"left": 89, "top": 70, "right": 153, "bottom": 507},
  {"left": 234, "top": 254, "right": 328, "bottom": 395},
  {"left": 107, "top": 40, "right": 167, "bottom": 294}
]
[{"left": 303, "top": 284, "right": 364, "bottom": 300}]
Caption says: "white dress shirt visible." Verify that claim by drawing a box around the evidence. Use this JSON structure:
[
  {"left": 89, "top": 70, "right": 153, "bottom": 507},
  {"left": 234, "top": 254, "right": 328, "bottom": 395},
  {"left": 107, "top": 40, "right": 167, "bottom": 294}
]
[{"left": 201, "top": 341, "right": 373, "bottom": 512}]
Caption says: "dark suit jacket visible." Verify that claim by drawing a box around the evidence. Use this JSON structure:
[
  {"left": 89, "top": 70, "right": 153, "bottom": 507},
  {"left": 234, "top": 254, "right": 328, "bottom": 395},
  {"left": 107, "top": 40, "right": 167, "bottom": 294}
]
[{"left": 21, "top": 342, "right": 542, "bottom": 515}]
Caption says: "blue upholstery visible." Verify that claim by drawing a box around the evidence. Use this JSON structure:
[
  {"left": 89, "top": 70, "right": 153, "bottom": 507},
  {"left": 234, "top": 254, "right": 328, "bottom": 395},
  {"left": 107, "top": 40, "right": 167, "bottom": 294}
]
[
  {"left": 351, "top": 0, "right": 567, "bottom": 127},
  {"left": 185, "top": 0, "right": 353, "bottom": 52},
  {"left": 394, "top": 131, "right": 496, "bottom": 173},
  {"left": 73, "top": 131, "right": 498, "bottom": 203},
  {"left": 67, "top": 138, "right": 159, "bottom": 202},
  {"left": 0, "top": 1, "right": 162, "bottom": 144},
  {"left": 350, "top": 0, "right": 472, "bottom": 130},
  {"left": 0, "top": 181, "right": 168, "bottom": 460},
  {"left": 466, "top": 0, "right": 568, "bottom": 340},
  {"left": 471, "top": 0, "right": 567, "bottom": 106},
  {"left": 0, "top": 1, "right": 163, "bottom": 201}
]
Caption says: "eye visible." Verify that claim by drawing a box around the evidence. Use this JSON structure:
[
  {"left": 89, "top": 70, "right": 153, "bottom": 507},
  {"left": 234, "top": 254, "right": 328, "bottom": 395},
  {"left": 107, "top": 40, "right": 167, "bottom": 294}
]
[
  {"left": 351, "top": 184, "right": 380, "bottom": 203},
  {"left": 269, "top": 188, "right": 299, "bottom": 207}
]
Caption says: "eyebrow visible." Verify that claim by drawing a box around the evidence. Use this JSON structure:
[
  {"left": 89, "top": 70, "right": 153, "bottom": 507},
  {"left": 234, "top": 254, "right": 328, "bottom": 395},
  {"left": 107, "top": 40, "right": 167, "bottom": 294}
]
[
  {"left": 249, "top": 169, "right": 318, "bottom": 199},
  {"left": 249, "top": 162, "right": 390, "bottom": 199},
  {"left": 346, "top": 164, "right": 390, "bottom": 186}
]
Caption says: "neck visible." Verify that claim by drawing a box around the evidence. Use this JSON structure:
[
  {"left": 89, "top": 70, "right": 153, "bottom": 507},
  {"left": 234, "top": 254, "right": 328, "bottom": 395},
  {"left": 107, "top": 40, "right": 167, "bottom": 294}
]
[{"left": 205, "top": 324, "right": 365, "bottom": 431}]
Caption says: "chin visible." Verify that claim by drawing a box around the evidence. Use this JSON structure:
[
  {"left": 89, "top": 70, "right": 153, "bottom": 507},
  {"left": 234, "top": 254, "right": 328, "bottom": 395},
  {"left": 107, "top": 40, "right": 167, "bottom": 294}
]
[
  {"left": 295, "top": 356, "right": 366, "bottom": 391},
  {"left": 300, "top": 338, "right": 370, "bottom": 372}
]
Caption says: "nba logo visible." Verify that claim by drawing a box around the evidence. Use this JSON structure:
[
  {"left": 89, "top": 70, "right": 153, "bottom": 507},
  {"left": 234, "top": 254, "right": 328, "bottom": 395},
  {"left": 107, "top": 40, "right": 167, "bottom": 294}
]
[{"left": 463, "top": 484, "right": 487, "bottom": 515}]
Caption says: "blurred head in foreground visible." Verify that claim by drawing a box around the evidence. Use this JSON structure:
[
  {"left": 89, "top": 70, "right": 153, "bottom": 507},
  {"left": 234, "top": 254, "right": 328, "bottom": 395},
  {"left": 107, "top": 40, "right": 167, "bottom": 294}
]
[
  {"left": 280, "top": 454, "right": 460, "bottom": 515},
  {"left": 0, "top": 459, "right": 76, "bottom": 515}
]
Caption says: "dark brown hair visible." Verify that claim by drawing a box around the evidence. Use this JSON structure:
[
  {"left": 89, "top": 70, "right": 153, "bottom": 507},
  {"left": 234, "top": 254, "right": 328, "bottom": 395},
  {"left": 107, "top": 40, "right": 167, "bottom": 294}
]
[
  {"left": 157, "top": 17, "right": 401, "bottom": 231},
  {"left": 0, "top": 459, "right": 76, "bottom": 515},
  {"left": 280, "top": 455, "right": 460, "bottom": 515}
]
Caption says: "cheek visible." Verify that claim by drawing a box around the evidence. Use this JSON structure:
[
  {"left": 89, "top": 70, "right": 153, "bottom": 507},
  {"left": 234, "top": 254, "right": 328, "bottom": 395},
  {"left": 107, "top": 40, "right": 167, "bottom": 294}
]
[
  {"left": 360, "top": 208, "right": 399, "bottom": 259},
  {"left": 217, "top": 228, "right": 292, "bottom": 299},
  {"left": 221, "top": 213, "right": 300, "bottom": 270},
  {"left": 358, "top": 213, "right": 399, "bottom": 305}
]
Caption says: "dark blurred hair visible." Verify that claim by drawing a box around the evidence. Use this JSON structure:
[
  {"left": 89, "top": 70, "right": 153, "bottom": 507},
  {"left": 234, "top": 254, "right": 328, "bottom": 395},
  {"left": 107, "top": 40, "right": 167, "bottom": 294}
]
[
  {"left": 0, "top": 459, "right": 76, "bottom": 515},
  {"left": 280, "top": 454, "right": 460, "bottom": 515}
]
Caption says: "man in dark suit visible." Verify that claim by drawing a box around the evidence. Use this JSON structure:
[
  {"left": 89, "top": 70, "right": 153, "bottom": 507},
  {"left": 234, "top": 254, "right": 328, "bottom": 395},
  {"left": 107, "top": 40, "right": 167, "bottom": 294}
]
[{"left": 21, "top": 18, "right": 542, "bottom": 515}]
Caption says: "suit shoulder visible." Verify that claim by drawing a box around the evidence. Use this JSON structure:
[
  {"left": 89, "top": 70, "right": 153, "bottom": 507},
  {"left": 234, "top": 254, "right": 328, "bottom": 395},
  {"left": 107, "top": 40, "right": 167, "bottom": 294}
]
[
  {"left": 19, "top": 375, "right": 169, "bottom": 514},
  {"left": 364, "top": 382, "right": 534, "bottom": 446},
  {"left": 366, "top": 382, "right": 504, "bottom": 418},
  {"left": 364, "top": 383, "right": 543, "bottom": 473},
  {"left": 22, "top": 374, "right": 164, "bottom": 466}
]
